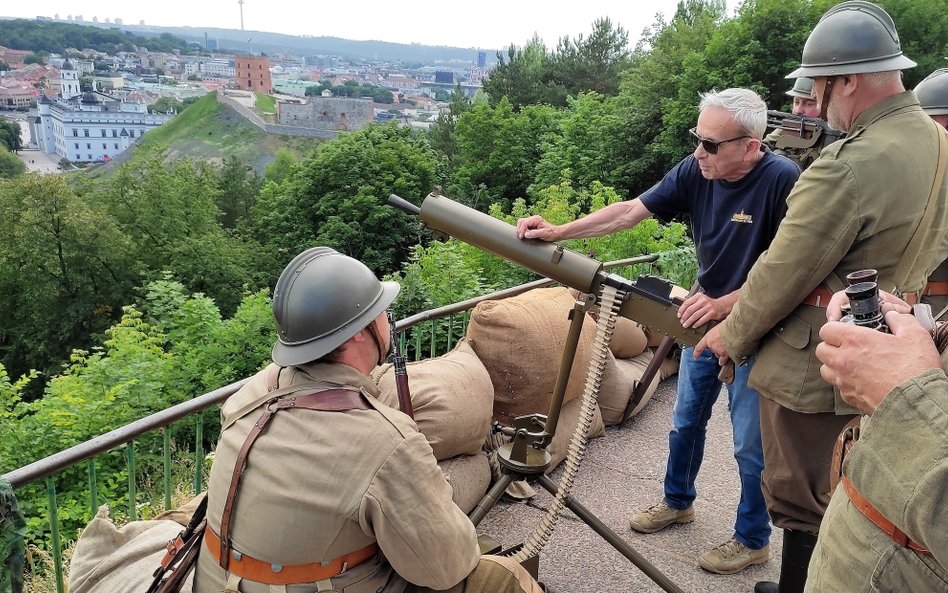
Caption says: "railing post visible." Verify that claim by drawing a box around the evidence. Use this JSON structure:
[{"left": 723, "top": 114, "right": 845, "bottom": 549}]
[
  {"left": 429, "top": 320, "right": 436, "bottom": 358},
  {"left": 414, "top": 328, "right": 421, "bottom": 362},
  {"left": 163, "top": 427, "right": 172, "bottom": 510},
  {"left": 126, "top": 442, "right": 137, "bottom": 521},
  {"left": 86, "top": 458, "right": 98, "bottom": 516},
  {"left": 194, "top": 411, "right": 204, "bottom": 495},
  {"left": 44, "top": 476, "right": 65, "bottom": 593},
  {"left": 447, "top": 315, "right": 454, "bottom": 351}
]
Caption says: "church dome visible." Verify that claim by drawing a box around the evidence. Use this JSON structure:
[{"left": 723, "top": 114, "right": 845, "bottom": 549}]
[
  {"left": 62, "top": 59, "right": 74, "bottom": 70},
  {"left": 81, "top": 91, "right": 100, "bottom": 104}
]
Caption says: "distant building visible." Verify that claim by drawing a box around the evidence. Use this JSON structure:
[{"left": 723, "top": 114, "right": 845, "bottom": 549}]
[
  {"left": 32, "top": 60, "right": 171, "bottom": 163},
  {"left": 434, "top": 71, "right": 453, "bottom": 84},
  {"left": 477, "top": 51, "right": 487, "bottom": 68},
  {"left": 0, "top": 87, "right": 35, "bottom": 109},
  {"left": 235, "top": 55, "right": 272, "bottom": 93}
]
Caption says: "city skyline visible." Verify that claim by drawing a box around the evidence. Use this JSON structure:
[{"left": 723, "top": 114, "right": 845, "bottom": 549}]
[{"left": 0, "top": 1, "right": 725, "bottom": 51}]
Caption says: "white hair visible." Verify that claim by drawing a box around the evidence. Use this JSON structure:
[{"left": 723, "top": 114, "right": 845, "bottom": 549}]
[
  {"left": 699, "top": 88, "right": 768, "bottom": 139},
  {"left": 858, "top": 70, "right": 902, "bottom": 89}
]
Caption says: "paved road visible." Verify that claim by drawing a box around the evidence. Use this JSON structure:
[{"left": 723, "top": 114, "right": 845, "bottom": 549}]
[{"left": 478, "top": 376, "right": 781, "bottom": 593}]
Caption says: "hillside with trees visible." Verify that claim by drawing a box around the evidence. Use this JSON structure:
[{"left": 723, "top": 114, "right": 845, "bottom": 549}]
[
  {"left": 2, "top": 1, "right": 947, "bottom": 580},
  {"left": 0, "top": 18, "right": 198, "bottom": 54}
]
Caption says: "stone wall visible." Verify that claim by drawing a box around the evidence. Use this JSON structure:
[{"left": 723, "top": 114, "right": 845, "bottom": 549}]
[
  {"left": 278, "top": 97, "right": 373, "bottom": 131},
  {"left": 216, "top": 91, "right": 339, "bottom": 139}
]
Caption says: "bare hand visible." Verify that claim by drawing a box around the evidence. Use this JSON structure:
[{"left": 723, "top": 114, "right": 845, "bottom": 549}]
[
  {"left": 817, "top": 311, "right": 941, "bottom": 414},
  {"left": 678, "top": 293, "right": 730, "bottom": 328},
  {"left": 516, "top": 215, "right": 560, "bottom": 241},
  {"left": 693, "top": 324, "right": 730, "bottom": 365},
  {"left": 826, "top": 288, "right": 911, "bottom": 321}
]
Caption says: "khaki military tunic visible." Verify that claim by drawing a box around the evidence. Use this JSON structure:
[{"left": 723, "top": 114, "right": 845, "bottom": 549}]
[
  {"left": 805, "top": 364, "right": 948, "bottom": 592},
  {"left": 193, "top": 362, "right": 480, "bottom": 593},
  {"left": 718, "top": 92, "right": 948, "bottom": 533}
]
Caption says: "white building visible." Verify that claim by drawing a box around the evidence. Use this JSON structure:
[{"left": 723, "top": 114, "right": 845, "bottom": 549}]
[{"left": 32, "top": 60, "right": 172, "bottom": 164}]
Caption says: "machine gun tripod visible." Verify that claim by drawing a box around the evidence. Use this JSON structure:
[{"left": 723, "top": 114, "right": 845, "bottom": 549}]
[{"left": 388, "top": 191, "right": 708, "bottom": 593}]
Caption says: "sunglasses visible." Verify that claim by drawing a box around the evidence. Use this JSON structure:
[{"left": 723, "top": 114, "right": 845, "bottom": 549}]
[{"left": 689, "top": 128, "right": 751, "bottom": 155}]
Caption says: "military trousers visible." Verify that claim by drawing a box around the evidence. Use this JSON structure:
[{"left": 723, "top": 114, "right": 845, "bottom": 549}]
[
  {"left": 758, "top": 397, "right": 857, "bottom": 534},
  {"left": 406, "top": 556, "right": 542, "bottom": 593}
]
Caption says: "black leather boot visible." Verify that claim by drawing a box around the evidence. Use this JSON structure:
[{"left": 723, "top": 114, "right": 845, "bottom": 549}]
[{"left": 754, "top": 530, "right": 818, "bottom": 593}]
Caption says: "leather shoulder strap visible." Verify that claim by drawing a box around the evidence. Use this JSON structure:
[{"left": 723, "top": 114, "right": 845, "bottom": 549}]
[
  {"left": 217, "top": 388, "right": 369, "bottom": 571},
  {"left": 894, "top": 126, "right": 948, "bottom": 291}
]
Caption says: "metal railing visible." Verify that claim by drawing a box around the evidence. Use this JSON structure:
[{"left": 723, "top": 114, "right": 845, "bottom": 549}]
[{"left": 2, "top": 254, "right": 659, "bottom": 593}]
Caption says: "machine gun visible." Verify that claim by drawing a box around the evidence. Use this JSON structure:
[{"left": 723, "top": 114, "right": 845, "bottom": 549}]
[
  {"left": 388, "top": 190, "right": 702, "bottom": 593},
  {"left": 766, "top": 109, "right": 844, "bottom": 170},
  {"left": 387, "top": 192, "right": 707, "bottom": 347}
]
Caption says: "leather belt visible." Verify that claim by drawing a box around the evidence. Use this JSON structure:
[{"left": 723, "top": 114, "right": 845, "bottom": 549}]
[
  {"left": 803, "top": 286, "right": 835, "bottom": 308},
  {"left": 841, "top": 476, "right": 930, "bottom": 555},
  {"left": 205, "top": 527, "right": 378, "bottom": 585},
  {"left": 924, "top": 280, "right": 948, "bottom": 297}
]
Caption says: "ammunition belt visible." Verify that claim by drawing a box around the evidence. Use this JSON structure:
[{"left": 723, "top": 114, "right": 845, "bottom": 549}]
[
  {"left": 841, "top": 476, "right": 930, "bottom": 555},
  {"left": 204, "top": 527, "right": 378, "bottom": 585}
]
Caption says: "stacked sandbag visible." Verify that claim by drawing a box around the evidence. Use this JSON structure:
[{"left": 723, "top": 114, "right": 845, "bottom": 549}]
[
  {"left": 438, "top": 452, "right": 492, "bottom": 514},
  {"left": 374, "top": 338, "right": 493, "bottom": 461},
  {"left": 69, "top": 505, "right": 193, "bottom": 593},
  {"left": 466, "top": 287, "right": 598, "bottom": 425},
  {"left": 598, "top": 349, "right": 663, "bottom": 425}
]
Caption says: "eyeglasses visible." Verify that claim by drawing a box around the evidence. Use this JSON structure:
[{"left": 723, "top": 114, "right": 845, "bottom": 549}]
[{"left": 689, "top": 128, "right": 751, "bottom": 155}]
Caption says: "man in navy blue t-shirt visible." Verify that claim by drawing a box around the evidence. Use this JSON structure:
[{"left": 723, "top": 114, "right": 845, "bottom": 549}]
[{"left": 517, "top": 88, "right": 800, "bottom": 575}]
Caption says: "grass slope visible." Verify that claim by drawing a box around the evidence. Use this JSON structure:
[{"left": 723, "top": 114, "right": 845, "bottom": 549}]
[{"left": 121, "top": 92, "right": 324, "bottom": 173}]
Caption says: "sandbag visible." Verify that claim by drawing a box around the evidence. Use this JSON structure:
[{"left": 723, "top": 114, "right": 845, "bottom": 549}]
[
  {"left": 597, "top": 349, "right": 634, "bottom": 426},
  {"left": 438, "top": 453, "right": 492, "bottom": 514},
  {"left": 153, "top": 492, "right": 206, "bottom": 527},
  {"left": 374, "top": 338, "right": 494, "bottom": 460},
  {"left": 547, "top": 396, "right": 605, "bottom": 469},
  {"left": 466, "top": 288, "right": 597, "bottom": 425},
  {"left": 619, "top": 350, "right": 662, "bottom": 420},
  {"left": 659, "top": 348, "right": 681, "bottom": 380},
  {"left": 69, "top": 505, "right": 193, "bottom": 593}
]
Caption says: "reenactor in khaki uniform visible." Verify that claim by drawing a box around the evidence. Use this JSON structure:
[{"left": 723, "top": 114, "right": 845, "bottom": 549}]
[
  {"left": 915, "top": 69, "right": 948, "bottom": 313},
  {"left": 193, "top": 247, "right": 542, "bottom": 593},
  {"left": 695, "top": 3, "right": 948, "bottom": 593},
  {"left": 808, "top": 299, "right": 948, "bottom": 592}
]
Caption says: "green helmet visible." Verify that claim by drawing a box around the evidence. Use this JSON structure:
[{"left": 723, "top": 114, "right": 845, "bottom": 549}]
[
  {"left": 915, "top": 68, "right": 948, "bottom": 116},
  {"left": 787, "top": 1, "right": 916, "bottom": 79},
  {"left": 786, "top": 77, "right": 815, "bottom": 99},
  {"left": 271, "top": 247, "right": 400, "bottom": 366}
]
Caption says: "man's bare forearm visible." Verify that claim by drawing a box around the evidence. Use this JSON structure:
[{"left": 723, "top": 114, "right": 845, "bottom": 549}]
[{"left": 556, "top": 199, "right": 653, "bottom": 240}]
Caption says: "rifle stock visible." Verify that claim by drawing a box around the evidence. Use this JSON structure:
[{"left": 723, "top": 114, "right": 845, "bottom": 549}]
[{"left": 387, "top": 310, "right": 413, "bottom": 418}]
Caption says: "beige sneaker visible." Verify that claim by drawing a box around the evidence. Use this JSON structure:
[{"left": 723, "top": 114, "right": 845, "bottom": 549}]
[
  {"left": 697, "top": 538, "right": 769, "bottom": 574},
  {"left": 629, "top": 500, "right": 694, "bottom": 534}
]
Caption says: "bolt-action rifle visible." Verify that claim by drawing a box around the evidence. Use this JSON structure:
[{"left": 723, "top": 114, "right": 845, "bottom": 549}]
[
  {"left": 765, "top": 109, "right": 844, "bottom": 170},
  {"left": 387, "top": 310, "right": 413, "bottom": 418}
]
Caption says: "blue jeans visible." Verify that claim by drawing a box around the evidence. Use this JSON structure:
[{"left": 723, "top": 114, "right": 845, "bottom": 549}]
[{"left": 663, "top": 347, "right": 771, "bottom": 550}]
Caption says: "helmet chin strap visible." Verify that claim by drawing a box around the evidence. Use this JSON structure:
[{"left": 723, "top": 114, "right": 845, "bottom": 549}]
[
  {"left": 366, "top": 318, "right": 390, "bottom": 366},
  {"left": 819, "top": 76, "right": 836, "bottom": 121}
]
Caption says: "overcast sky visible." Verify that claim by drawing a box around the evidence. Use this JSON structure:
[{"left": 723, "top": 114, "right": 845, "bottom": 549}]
[{"left": 2, "top": 1, "right": 733, "bottom": 50}]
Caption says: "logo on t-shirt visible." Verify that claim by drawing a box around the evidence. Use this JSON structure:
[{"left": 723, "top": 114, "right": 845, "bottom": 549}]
[{"left": 731, "top": 210, "right": 753, "bottom": 224}]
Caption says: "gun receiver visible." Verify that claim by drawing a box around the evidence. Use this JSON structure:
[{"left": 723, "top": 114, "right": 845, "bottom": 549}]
[
  {"left": 766, "top": 109, "right": 844, "bottom": 151},
  {"left": 388, "top": 192, "right": 708, "bottom": 346}
]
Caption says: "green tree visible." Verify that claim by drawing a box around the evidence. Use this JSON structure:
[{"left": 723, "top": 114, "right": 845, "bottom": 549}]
[
  {"left": 148, "top": 96, "right": 183, "bottom": 114},
  {"left": 0, "top": 119, "right": 22, "bottom": 152},
  {"left": 246, "top": 122, "right": 437, "bottom": 278},
  {"left": 0, "top": 146, "right": 25, "bottom": 178},
  {"left": 548, "top": 17, "right": 632, "bottom": 98},
  {"left": 216, "top": 156, "right": 262, "bottom": 227},
  {"left": 0, "top": 174, "right": 138, "bottom": 386},
  {"left": 483, "top": 36, "right": 555, "bottom": 109}
]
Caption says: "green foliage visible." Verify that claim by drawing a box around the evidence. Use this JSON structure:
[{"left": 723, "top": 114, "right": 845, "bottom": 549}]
[
  {"left": 147, "top": 96, "right": 183, "bottom": 115},
  {"left": 0, "top": 146, "right": 25, "bottom": 179},
  {"left": 0, "top": 19, "right": 196, "bottom": 55},
  {"left": 304, "top": 81, "right": 394, "bottom": 103},
  {"left": 246, "top": 122, "right": 437, "bottom": 277},
  {"left": 0, "top": 118, "right": 22, "bottom": 152},
  {"left": 483, "top": 18, "right": 632, "bottom": 109},
  {"left": 216, "top": 156, "right": 262, "bottom": 228}
]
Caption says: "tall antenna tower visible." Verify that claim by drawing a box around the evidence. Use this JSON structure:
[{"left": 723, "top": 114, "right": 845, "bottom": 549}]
[{"left": 238, "top": 0, "right": 245, "bottom": 30}]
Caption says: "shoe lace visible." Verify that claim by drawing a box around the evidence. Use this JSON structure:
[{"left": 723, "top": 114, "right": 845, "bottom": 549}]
[
  {"left": 714, "top": 539, "right": 746, "bottom": 558},
  {"left": 645, "top": 501, "right": 673, "bottom": 517}
]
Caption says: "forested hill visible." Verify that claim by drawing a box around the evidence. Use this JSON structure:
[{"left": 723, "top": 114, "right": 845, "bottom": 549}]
[{"left": 0, "top": 18, "right": 196, "bottom": 55}]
